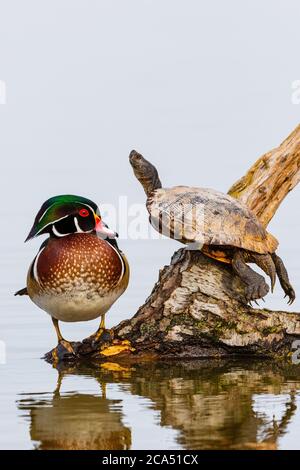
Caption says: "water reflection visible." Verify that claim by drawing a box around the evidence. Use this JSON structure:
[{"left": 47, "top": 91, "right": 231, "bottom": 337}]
[
  {"left": 18, "top": 367, "right": 131, "bottom": 450},
  {"left": 17, "top": 360, "right": 300, "bottom": 450}
]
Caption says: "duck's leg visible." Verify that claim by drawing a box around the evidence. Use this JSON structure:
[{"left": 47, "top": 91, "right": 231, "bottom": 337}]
[
  {"left": 100, "top": 314, "right": 105, "bottom": 330},
  {"left": 82, "top": 314, "right": 113, "bottom": 347},
  {"left": 232, "top": 250, "right": 269, "bottom": 302},
  {"left": 271, "top": 253, "right": 295, "bottom": 304},
  {"left": 92, "top": 314, "right": 107, "bottom": 341},
  {"left": 51, "top": 318, "right": 75, "bottom": 359}
]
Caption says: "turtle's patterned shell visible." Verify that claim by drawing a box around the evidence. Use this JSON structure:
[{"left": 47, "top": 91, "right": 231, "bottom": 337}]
[{"left": 147, "top": 186, "right": 278, "bottom": 254}]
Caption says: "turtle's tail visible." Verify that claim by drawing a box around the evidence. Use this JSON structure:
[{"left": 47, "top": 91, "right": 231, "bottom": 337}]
[{"left": 251, "top": 253, "right": 276, "bottom": 292}]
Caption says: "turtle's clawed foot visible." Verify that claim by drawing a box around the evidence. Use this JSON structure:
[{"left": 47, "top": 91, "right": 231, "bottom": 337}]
[
  {"left": 271, "top": 253, "right": 296, "bottom": 305},
  {"left": 233, "top": 251, "right": 270, "bottom": 307},
  {"left": 246, "top": 279, "right": 269, "bottom": 304},
  {"left": 283, "top": 283, "right": 296, "bottom": 305},
  {"left": 45, "top": 340, "right": 76, "bottom": 363}
]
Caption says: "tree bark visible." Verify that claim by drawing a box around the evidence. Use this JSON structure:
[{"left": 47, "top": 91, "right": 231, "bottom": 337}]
[{"left": 46, "top": 125, "right": 300, "bottom": 363}]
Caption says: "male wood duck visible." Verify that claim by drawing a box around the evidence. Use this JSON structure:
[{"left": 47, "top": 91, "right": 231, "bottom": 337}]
[{"left": 15, "top": 195, "right": 129, "bottom": 359}]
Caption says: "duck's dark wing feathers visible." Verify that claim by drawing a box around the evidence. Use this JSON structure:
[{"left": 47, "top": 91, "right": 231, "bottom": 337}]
[{"left": 14, "top": 287, "right": 28, "bottom": 296}]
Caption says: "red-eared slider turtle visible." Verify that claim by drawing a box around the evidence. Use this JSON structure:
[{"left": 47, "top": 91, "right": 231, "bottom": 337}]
[{"left": 129, "top": 150, "right": 295, "bottom": 304}]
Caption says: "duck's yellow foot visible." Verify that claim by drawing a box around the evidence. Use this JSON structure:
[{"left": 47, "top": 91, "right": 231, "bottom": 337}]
[
  {"left": 82, "top": 328, "right": 114, "bottom": 349},
  {"left": 45, "top": 340, "right": 76, "bottom": 363},
  {"left": 99, "top": 339, "right": 135, "bottom": 357}
]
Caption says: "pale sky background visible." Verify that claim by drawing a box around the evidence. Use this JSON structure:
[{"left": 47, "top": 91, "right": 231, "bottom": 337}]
[
  {"left": 0, "top": 0, "right": 300, "bottom": 449},
  {"left": 0, "top": 0, "right": 299, "bottom": 312}
]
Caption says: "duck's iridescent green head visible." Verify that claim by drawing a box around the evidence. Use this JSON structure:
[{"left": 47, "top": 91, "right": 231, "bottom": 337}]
[{"left": 26, "top": 195, "right": 117, "bottom": 241}]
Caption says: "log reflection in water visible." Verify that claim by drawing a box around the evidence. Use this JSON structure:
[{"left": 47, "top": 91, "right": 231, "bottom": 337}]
[{"left": 17, "top": 361, "right": 300, "bottom": 450}]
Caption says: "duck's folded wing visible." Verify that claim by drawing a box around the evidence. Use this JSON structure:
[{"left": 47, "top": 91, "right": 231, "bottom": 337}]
[{"left": 14, "top": 287, "right": 28, "bottom": 296}]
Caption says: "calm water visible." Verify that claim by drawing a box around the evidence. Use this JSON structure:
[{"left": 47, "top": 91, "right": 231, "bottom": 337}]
[
  {"left": 1, "top": 238, "right": 300, "bottom": 450},
  {"left": 1, "top": 0, "right": 300, "bottom": 451},
  {"left": 14, "top": 361, "right": 300, "bottom": 450}
]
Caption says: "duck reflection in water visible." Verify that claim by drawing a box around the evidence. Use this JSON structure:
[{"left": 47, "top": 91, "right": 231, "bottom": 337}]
[
  {"left": 17, "top": 361, "right": 300, "bottom": 450},
  {"left": 18, "top": 363, "right": 132, "bottom": 450}
]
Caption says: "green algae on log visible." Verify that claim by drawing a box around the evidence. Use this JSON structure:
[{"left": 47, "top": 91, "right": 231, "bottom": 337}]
[{"left": 46, "top": 125, "right": 300, "bottom": 364}]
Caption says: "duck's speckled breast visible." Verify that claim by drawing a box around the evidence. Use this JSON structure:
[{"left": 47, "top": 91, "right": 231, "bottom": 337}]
[
  {"left": 27, "top": 233, "right": 127, "bottom": 322},
  {"left": 36, "top": 233, "right": 123, "bottom": 293}
]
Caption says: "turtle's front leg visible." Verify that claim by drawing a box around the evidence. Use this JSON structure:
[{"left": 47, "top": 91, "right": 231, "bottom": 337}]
[{"left": 232, "top": 250, "right": 269, "bottom": 302}]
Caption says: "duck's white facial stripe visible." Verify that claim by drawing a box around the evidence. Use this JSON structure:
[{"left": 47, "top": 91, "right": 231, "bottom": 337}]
[
  {"left": 38, "top": 202, "right": 56, "bottom": 223},
  {"left": 33, "top": 246, "right": 45, "bottom": 284},
  {"left": 52, "top": 224, "right": 71, "bottom": 237},
  {"left": 74, "top": 217, "right": 94, "bottom": 234},
  {"left": 51, "top": 216, "right": 93, "bottom": 237},
  {"left": 74, "top": 217, "right": 84, "bottom": 233},
  {"left": 36, "top": 204, "right": 97, "bottom": 238},
  {"left": 35, "top": 214, "right": 69, "bottom": 237},
  {"left": 38, "top": 202, "right": 96, "bottom": 223}
]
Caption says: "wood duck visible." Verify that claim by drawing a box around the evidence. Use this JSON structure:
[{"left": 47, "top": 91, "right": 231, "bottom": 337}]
[{"left": 15, "top": 195, "right": 129, "bottom": 359}]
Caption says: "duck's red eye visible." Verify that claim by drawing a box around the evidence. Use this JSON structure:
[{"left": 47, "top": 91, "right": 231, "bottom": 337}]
[{"left": 79, "top": 208, "right": 89, "bottom": 217}]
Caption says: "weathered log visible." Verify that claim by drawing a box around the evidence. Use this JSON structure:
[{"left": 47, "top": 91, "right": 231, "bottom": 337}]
[
  {"left": 46, "top": 125, "right": 300, "bottom": 364},
  {"left": 228, "top": 124, "right": 300, "bottom": 227},
  {"left": 108, "top": 249, "right": 300, "bottom": 359}
]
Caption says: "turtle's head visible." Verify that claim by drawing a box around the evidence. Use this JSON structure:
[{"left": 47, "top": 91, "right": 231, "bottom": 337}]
[{"left": 129, "top": 150, "right": 162, "bottom": 197}]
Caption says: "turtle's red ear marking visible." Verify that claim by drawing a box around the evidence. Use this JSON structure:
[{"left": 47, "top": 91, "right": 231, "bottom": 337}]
[{"left": 79, "top": 208, "right": 89, "bottom": 217}]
